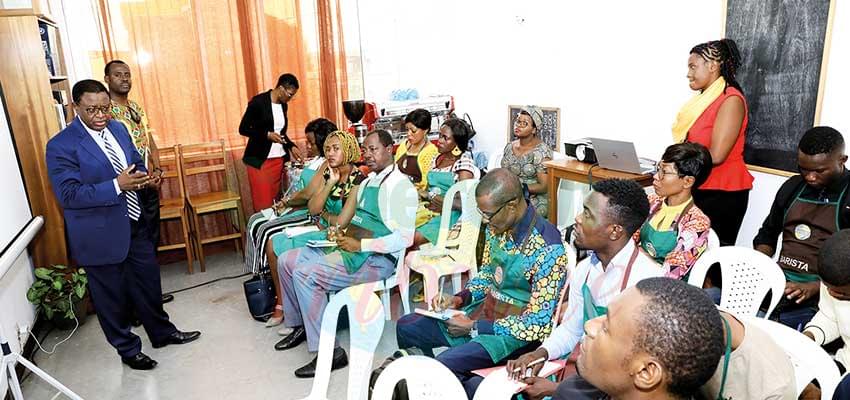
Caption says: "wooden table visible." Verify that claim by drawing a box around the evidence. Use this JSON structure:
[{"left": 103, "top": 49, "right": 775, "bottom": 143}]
[{"left": 544, "top": 159, "right": 654, "bottom": 224}]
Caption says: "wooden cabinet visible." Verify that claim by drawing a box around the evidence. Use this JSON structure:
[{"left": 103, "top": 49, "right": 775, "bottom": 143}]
[{"left": 0, "top": 11, "right": 69, "bottom": 267}]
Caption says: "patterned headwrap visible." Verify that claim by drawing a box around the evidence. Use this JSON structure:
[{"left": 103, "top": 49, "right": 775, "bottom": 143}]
[
  {"left": 326, "top": 130, "right": 362, "bottom": 164},
  {"left": 520, "top": 105, "right": 544, "bottom": 130}
]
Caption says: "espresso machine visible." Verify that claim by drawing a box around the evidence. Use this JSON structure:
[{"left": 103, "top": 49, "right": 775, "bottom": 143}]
[{"left": 342, "top": 100, "right": 369, "bottom": 143}]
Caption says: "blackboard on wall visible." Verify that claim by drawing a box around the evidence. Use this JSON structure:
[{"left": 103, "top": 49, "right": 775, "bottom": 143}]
[
  {"left": 508, "top": 105, "right": 560, "bottom": 153},
  {"left": 725, "top": 0, "right": 833, "bottom": 172}
]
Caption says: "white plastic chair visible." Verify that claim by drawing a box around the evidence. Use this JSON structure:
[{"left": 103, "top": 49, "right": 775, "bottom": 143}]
[
  {"left": 745, "top": 317, "right": 841, "bottom": 399},
  {"left": 404, "top": 179, "right": 482, "bottom": 309},
  {"left": 707, "top": 228, "right": 720, "bottom": 250},
  {"left": 300, "top": 286, "right": 386, "bottom": 400},
  {"left": 687, "top": 247, "right": 786, "bottom": 318},
  {"left": 371, "top": 355, "right": 467, "bottom": 400}
]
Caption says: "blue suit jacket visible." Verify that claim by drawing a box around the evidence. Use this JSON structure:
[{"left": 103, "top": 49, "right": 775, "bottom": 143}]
[{"left": 46, "top": 118, "right": 147, "bottom": 266}]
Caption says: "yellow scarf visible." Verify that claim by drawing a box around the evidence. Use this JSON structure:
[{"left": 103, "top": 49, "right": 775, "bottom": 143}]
[
  {"left": 650, "top": 198, "right": 692, "bottom": 231},
  {"left": 671, "top": 77, "right": 727, "bottom": 143}
]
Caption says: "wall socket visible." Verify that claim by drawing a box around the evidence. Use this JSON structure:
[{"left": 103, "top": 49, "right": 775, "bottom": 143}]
[{"left": 17, "top": 323, "right": 29, "bottom": 348}]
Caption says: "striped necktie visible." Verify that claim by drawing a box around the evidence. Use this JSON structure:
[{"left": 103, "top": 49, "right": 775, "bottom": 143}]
[{"left": 99, "top": 131, "right": 141, "bottom": 221}]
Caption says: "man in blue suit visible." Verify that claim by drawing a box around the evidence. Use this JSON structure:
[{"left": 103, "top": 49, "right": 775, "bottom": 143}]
[{"left": 46, "top": 80, "right": 200, "bottom": 370}]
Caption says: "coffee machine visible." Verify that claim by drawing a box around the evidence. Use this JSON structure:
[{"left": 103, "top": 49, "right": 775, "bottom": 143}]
[{"left": 342, "top": 100, "right": 369, "bottom": 143}]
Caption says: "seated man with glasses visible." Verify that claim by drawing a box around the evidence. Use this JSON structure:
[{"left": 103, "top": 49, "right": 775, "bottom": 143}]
[
  {"left": 634, "top": 142, "right": 713, "bottom": 280},
  {"left": 506, "top": 178, "right": 665, "bottom": 399},
  {"left": 395, "top": 168, "right": 569, "bottom": 399}
]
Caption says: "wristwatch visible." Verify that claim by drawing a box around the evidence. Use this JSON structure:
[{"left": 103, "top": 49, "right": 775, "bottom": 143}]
[{"left": 470, "top": 321, "right": 479, "bottom": 338}]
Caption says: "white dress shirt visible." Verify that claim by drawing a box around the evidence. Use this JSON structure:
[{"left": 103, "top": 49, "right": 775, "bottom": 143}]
[
  {"left": 541, "top": 240, "right": 667, "bottom": 359},
  {"left": 79, "top": 117, "right": 129, "bottom": 195}
]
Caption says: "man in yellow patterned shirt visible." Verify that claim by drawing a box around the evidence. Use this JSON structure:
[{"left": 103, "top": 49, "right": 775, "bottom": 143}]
[{"left": 105, "top": 60, "right": 172, "bottom": 304}]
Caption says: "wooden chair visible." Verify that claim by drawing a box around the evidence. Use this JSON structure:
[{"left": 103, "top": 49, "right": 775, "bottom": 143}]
[
  {"left": 156, "top": 145, "right": 195, "bottom": 273},
  {"left": 179, "top": 140, "right": 244, "bottom": 272}
]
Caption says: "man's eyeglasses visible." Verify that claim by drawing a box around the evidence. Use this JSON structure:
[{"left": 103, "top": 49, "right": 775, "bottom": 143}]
[
  {"left": 513, "top": 119, "right": 530, "bottom": 128},
  {"left": 283, "top": 87, "right": 296, "bottom": 99},
  {"left": 82, "top": 106, "right": 111, "bottom": 116},
  {"left": 477, "top": 196, "right": 517, "bottom": 221}
]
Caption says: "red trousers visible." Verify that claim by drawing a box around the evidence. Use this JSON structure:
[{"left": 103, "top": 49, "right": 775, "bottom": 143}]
[{"left": 246, "top": 157, "right": 283, "bottom": 210}]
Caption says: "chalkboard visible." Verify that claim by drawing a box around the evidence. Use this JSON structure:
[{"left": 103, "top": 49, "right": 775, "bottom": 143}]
[
  {"left": 725, "top": 0, "right": 833, "bottom": 172},
  {"left": 508, "top": 105, "right": 560, "bottom": 153}
]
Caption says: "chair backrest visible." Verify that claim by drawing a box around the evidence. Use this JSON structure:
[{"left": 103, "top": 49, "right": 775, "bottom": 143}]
[
  {"left": 303, "top": 286, "right": 386, "bottom": 400},
  {"left": 745, "top": 317, "right": 841, "bottom": 399},
  {"left": 178, "top": 139, "right": 234, "bottom": 193},
  {"left": 371, "top": 355, "right": 467, "bottom": 400},
  {"left": 707, "top": 228, "right": 720, "bottom": 250},
  {"left": 158, "top": 144, "right": 185, "bottom": 201},
  {"left": 686, "top": 247, "right": 786, "bottom": 318},
  {"left": 436, "top": 179, "right": 482, "bottom": 268}
]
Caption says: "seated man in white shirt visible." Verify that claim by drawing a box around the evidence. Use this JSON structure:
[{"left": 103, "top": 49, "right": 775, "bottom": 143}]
[
  {"left": 274, "top": 130, "right": 417, "bottom": 378},
  {"left": 506, "top": 178, "right": 666, "bottom": 398},
  {"left": 804, "top": 229, "right": 850, "bottom": 375}
]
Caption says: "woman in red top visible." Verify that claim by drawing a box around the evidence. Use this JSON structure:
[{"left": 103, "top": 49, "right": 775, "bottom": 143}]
[{"left": 673, "top": 39, "right": 753, "bottom": 245}]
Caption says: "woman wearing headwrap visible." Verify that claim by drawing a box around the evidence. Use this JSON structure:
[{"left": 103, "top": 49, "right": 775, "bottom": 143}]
[
  {"left": 396, "top": 108, "right": 439, "bottom": 192},
  {"left": 672, "top": 38, "right": 752, "bottom": 246},
  {"left": 263, "top": 130, "right": 366, "bottom": 328},
  {"left": 501, "top": 105, "right": 553, "bottom": 217}
]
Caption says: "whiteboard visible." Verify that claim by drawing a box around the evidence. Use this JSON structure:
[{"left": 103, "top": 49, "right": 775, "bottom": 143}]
[{"left": 0, "top": 82, "right": 34, "bottom": 257}]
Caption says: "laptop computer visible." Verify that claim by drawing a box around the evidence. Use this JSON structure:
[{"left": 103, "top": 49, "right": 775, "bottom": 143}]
[{"left": 590, "top": 138, "right": 655, "bottom": 175}]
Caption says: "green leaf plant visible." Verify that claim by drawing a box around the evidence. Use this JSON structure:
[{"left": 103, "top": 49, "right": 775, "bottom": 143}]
[{"left": 26, "top": 265, "right": 87, "bottom": 320}]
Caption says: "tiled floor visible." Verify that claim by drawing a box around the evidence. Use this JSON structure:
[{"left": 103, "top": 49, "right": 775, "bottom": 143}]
[{"left": 20, "top": 252, "right": 406, "bottom": 400}]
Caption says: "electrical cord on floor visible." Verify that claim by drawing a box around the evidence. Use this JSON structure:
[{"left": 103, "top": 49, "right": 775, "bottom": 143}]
[{"left": 162, "top": 271, "right": 251, "bottom": 296}]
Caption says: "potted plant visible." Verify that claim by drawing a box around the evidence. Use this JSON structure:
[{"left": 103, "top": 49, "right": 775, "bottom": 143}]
[{"left": 26, "top": 265, "right": 88, "bottom": 330}]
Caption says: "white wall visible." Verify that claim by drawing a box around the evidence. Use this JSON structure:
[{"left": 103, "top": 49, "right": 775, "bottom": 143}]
[{"left": 358, "top": 0, "right": 850, "bottom": 242}]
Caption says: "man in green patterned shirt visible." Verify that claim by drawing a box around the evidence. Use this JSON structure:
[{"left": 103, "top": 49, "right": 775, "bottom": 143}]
[{"left": 105, "top": 59, "right": 172, "bottom": 304}]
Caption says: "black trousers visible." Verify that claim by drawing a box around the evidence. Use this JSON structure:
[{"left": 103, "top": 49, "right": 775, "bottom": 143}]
[
  {"left": 86, "top": 219, "right": 177, "bottom": 358},
  {"left": 693, "top": 188, "right": 750, "bottom": 246}
]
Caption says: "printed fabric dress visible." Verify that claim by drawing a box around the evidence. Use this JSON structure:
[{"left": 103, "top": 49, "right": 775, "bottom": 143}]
[{"left": 501, "top": 141, "right": 553, "bottom": 217}]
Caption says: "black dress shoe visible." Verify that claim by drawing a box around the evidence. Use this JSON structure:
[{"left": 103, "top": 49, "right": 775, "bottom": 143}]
[
  {"left": 294, "top": 347, "right": 348, "bottom": 378},
  {"left": 151, "top": 330, "right": 201, "bottom": 349},
  {"left": 121, "top": 352, "right": 158, "bottom": 370},
  {"left": 274, "top": 326, "right": 306, "bottom": 351},
  {"left": 162, "top": 294, "right": 175, "bottom": 304}
]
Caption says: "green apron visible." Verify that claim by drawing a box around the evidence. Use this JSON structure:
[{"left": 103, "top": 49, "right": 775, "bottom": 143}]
[
  {"left": 440, "top": 215, "right": 539, "bottom": 363},
  {"left": 325, "top": 172, "right": 394, "bottom": 274},
  {"left": 778, "top": 183, "right": 849, "bottom": 283},
  {"left": 638, "top": 201, "right": 694, "bottom": 264},
  {"left": 582, "top": 245, "right": 639, "bottom": 322},
  {"left": 416, "top": 170, "right": 459, "bottom": 243}
]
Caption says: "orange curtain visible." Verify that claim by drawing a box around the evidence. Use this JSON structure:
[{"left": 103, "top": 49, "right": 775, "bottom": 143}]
[{"left": 88, "top": 0, "right": 354, "bottom": 260}]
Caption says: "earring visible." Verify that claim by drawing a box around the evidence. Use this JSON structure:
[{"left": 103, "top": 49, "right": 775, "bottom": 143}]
[{"left": 452, "top": 146, "right": 462, "bottom": 156}]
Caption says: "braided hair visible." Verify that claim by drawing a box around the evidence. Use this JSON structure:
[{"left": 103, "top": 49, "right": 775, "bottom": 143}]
[{"left": 690, "top": 39, "right": 743, "bottom": 94}]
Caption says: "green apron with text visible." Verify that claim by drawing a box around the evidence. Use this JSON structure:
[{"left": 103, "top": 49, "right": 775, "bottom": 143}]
[
  {"left": 638, "top": 201, "right": 693, "bottom": 265},
  {"left": 325, "top": 176, "right": 393, "bottom": 274},
  {"left": 440, "top": 216, "right": 538, "bottom": 363},
  {"left": 582, "top": 246, "right": 639, "bottom": 322},
  {"left": 416, "top": 170, "right": 459, "bottom": 243}
]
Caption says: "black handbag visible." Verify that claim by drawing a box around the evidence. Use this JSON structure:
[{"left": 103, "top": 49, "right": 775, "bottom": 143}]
[{"left": 243, "top": 274, "right": 276, "bottom": 322}]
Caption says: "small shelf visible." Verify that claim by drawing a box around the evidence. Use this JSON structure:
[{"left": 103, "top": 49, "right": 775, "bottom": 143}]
[{"left": 49, "top": 75, "right": 67, "bottom": 83}]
